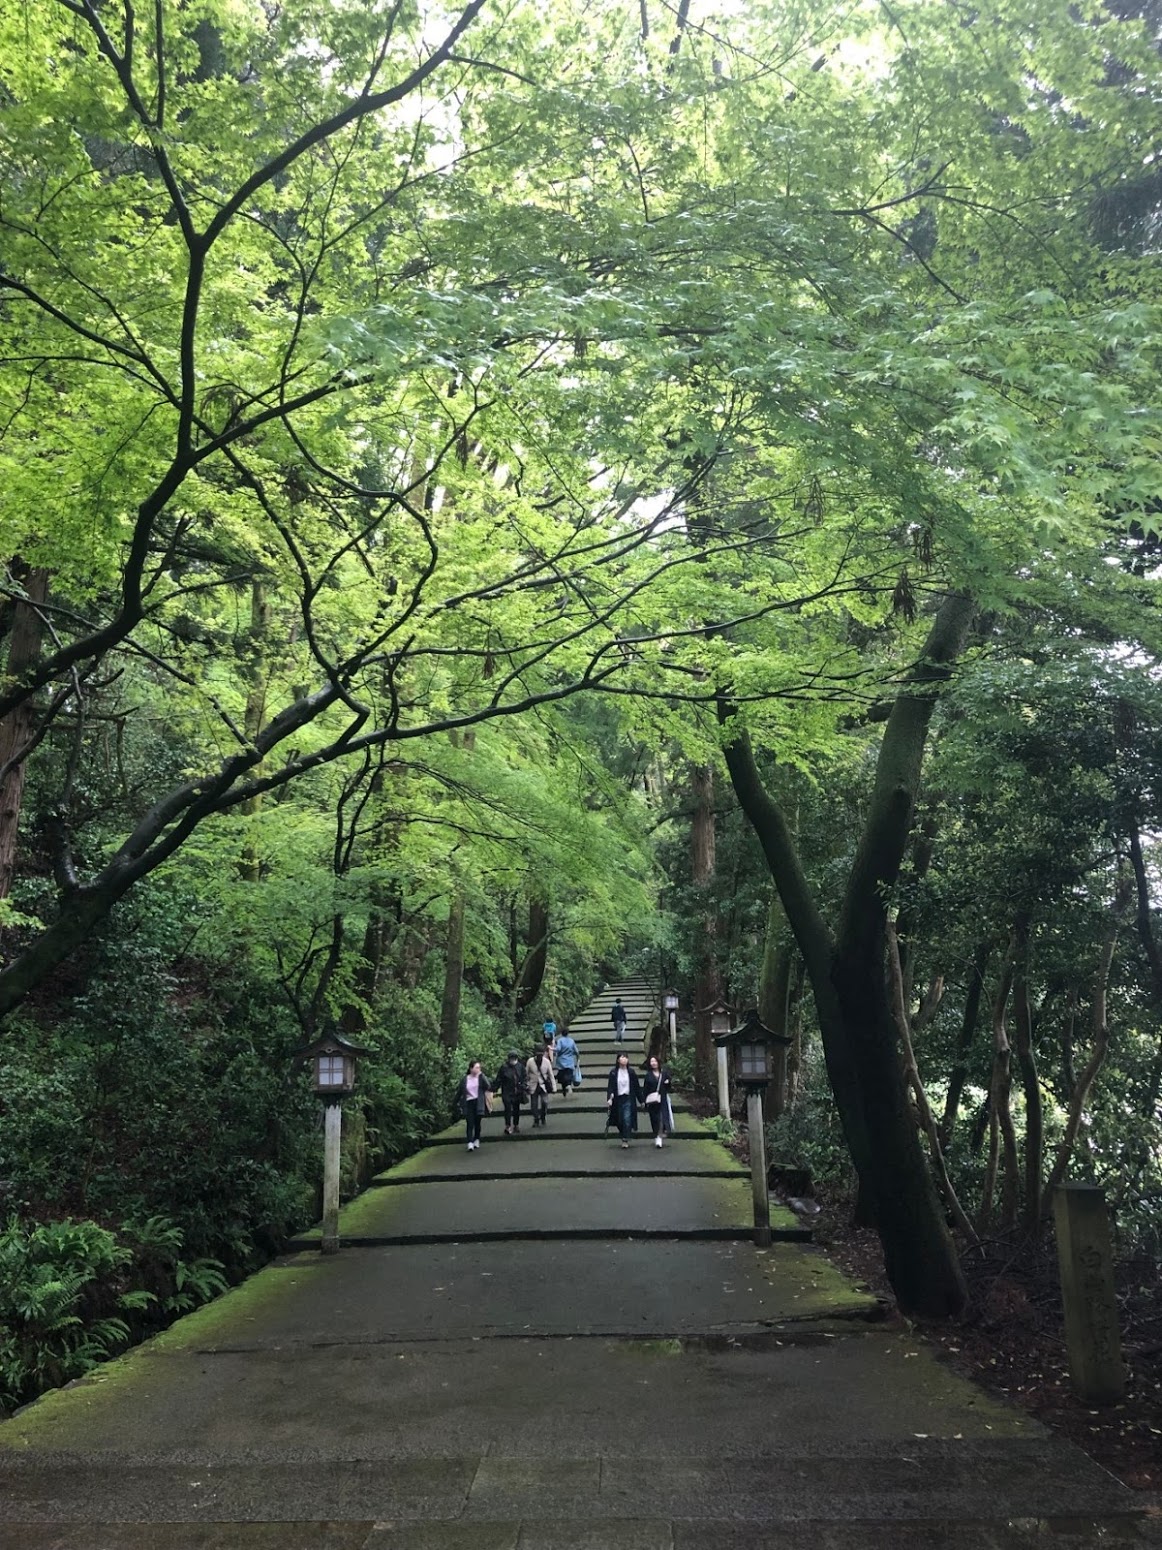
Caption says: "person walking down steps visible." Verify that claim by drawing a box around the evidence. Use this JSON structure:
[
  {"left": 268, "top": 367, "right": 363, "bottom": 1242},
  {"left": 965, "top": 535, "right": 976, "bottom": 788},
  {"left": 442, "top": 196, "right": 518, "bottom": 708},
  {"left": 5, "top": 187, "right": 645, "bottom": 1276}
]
[
  {"left": 642, "top": 1054, "right": 673, "bottom": 1148},
  {"left": 495, "top": 1050, "right": 527, "bottom": 1135},
  {"left": 606, "top": 1050, "right": 643, "bottom": 1148},
  {"left": 611, "top": 996, "right": 627, "bottom": 1043},
  {"left": 526, "top": 1043, "right": 556, "bottom": 1128},
  {"left": 454, "top": 1059, "right": 493, "bottom": 1151}
]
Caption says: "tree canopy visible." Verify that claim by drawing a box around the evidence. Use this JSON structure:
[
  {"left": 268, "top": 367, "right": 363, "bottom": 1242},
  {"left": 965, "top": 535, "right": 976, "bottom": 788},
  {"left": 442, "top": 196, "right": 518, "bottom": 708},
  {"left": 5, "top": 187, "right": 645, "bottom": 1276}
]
[{"left": 1, "top": 0, "right": 1160, "bottom": 1345}]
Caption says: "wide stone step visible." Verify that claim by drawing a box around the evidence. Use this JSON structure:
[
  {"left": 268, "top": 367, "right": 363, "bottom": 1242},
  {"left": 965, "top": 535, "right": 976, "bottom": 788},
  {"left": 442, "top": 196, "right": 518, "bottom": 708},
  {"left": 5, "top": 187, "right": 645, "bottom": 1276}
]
[
  {"left": 427, "top": 1127, "right": 716, "bottom": 1146},
  {"left": 288, "top": 1173, "right": 803, "bottom": 1246},
  {"left": 0, "top": 1440, "right": 1135, "bottom": 1527},
  {"left": 368, "top": 1137, "right": 727, "bottom": 1182}
]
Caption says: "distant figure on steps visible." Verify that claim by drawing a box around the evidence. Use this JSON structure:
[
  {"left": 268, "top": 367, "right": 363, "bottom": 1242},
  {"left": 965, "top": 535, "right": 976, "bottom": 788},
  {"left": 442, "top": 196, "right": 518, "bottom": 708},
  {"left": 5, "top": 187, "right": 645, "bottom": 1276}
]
[
  {"left": 611, "top": 996, "right": 627, "bottom": 1043},
  {"left": 455, "top": 1059, "right": 493, "bottom": 1152},
  {"left": 641, "top": 1054, "right": 673, "bottom": 1148},
  {"left": 554, "top": 1029, "right": 579, "bottom": 1096},
  {"left": 606, "top": 1051, "right": 643, "bottom": 1148},
  {"left": 526, "top": 1042, "right": 556, "bottom": 1128}
]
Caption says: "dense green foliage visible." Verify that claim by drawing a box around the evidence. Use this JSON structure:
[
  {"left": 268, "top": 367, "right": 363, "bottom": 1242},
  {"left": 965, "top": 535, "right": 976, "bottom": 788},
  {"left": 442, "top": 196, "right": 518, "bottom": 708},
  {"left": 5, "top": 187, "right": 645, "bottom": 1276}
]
[{"left": 1, "top": 0, "right": 1160, "bottom": 1360}]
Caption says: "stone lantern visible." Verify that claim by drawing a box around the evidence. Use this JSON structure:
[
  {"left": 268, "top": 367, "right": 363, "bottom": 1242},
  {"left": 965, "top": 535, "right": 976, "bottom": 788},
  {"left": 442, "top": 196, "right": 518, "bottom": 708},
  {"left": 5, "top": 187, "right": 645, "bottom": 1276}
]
[
  {"left": 297, "top": 1030, "right": 369, "bottom": 1254},
  {"left": 715, "top": 1010, "right": 790, "bottom": 1247}
]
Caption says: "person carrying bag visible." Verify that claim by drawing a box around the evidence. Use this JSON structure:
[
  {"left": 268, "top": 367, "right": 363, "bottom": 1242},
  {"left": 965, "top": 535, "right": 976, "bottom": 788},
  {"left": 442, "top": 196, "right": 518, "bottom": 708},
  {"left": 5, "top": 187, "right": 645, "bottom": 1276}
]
[
  {"left": 642, "top": 1055, "right": 673, "bottom": 1149},
  {"left": 526, "top": 1043, "right": 556, "bottom": 1128}
]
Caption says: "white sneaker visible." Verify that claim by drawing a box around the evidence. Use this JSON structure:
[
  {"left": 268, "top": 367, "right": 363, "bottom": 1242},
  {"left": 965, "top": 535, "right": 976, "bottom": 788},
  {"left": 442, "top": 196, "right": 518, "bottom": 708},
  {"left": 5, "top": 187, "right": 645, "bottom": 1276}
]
[{"left": 655, "top": 1136, "right": 663, "bottom": 1148}]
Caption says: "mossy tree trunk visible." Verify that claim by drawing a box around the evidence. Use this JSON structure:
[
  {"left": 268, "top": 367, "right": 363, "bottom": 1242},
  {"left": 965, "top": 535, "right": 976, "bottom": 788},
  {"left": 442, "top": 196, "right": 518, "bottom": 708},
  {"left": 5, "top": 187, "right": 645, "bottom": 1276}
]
[
  {"left": 513, "top": 897, "right": 549, "bottom": 1016},
  {"left": 720, "top": 591, "right": 973, "bottom": 1318},
  {"left": 0, "top": 566, "right": 49, "bottom": 900},
  {"left": 757, "top": 897, "right": 794, "bottom": 1121},
  {"left": 690, "top": 762, "right": 719, "bottom": 1091},
  {"left": 440, "top": 894, "right": 466, "bottom": 1052}
]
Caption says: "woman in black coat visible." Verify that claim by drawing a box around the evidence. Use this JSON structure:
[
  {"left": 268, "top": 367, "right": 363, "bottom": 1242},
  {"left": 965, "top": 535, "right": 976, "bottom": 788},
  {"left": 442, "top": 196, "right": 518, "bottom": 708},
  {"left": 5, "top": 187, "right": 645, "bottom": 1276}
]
[
  {"left": 605, "top": 1051, "right": 643, "bottom": 1148},
  {"left": 494, "top": 1050, "right": 528, "bottom": 1135},
  {"left": 641, "top": 1055, "right": 673, "bottom": 1148},
  {"left": 454, "top": 1059, "right": 493, "bottom": 1152}
]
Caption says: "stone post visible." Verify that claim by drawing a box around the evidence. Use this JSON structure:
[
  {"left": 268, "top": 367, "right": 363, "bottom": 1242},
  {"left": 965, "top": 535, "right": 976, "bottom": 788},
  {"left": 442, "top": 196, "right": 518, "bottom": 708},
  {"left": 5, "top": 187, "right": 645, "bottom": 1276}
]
[
  {"left": 1053, "top": 1183, "right": 1124, "bottom": 1404},
  {"left": 717, "top": 1046, "right": 731, "bottom": 1121},
  {"left": 746, "top": 1087, "right": 771, "bottom": 1247},
  {"left": 321, "top": 1099, "right": 343, "bottom": 1255}
]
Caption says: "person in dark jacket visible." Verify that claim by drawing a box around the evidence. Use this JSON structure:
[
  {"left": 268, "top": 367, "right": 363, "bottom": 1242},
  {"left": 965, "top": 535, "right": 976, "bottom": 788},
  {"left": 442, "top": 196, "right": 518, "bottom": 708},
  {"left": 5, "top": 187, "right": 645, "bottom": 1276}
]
[
  {"left": 605, "top": 1051, "right": 643, "bottom": 1147},
  {"left": 611, "top": 997, "right": 627, "bottom": 1042},
  {"left": 454, "top": 1059, "right": 493, "bottom": 1151},
  {"left": 495, "top": 1050, "right": 528, "bottom": 1135},
  {"left": 641, "top": 1055, "right": 673, "bottom": 1148}
]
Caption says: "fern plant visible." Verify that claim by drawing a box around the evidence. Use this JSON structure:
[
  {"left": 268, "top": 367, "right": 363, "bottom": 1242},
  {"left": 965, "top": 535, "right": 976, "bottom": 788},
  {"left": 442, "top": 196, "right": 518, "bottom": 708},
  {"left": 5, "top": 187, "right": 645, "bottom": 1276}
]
[
  {"left": 0, "top": 1218, "right": 132, "bottom": 1411},
  {"left": 165, "top": 1258, "right": 230, "bottom": 1314}
]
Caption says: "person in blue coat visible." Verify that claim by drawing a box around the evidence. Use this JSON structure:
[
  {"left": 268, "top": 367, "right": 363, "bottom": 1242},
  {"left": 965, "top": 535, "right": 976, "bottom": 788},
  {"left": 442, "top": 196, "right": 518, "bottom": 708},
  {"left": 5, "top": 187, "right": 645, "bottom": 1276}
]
[
  {"left": 605, "top": 1051, "right": 643, "bottom": 1147},
  {"left": 554, "top": 1029, "right": 579, "bottom": 1096}
]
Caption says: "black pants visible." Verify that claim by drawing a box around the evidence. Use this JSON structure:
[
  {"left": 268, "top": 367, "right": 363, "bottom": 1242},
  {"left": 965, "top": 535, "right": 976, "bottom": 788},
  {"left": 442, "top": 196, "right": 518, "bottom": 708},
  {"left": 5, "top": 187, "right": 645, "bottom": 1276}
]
[
  {"left": 503, "top": 1095, "right": 522, "bottom": 1130},
  {"left": 465, "top": 1107, "right": 483, "bottom": 1144},
  {"left": 647, "top": 1101, "right": 665, "bottom": 1137},
  {"left": 530, "top": 1088, "right": 548, "bottom": 1125}
]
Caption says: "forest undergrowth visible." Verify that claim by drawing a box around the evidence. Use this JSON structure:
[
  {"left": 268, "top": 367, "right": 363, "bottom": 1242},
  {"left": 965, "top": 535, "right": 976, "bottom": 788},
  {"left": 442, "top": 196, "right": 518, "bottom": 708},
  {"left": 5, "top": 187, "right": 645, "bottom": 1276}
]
[
  {"left": 706, "top": 1070, "right": 1162, "bottom": 1500},
  {"left": 689, "top": 1068, "right": 1161, "bottom": 1494}
]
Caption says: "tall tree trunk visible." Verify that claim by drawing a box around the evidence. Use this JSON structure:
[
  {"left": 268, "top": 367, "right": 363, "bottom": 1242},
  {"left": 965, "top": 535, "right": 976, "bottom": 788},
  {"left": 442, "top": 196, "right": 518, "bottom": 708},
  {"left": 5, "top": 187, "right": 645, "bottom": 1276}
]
[
  {"left": 1012, "top": 918, "right": 1043, "bottom": 1236},
  {"left": 785, "top": 959, "right": 805, "bottom": 1109},
  {"left": 513, "top": 897, "right": 549, "bottom": 1015},
  {"left": 439, "top": 893, "right": 466, "bottom": 1051},
  {"left": 887, "top": 922, "right": 978, "bottom": 1243},
  {"left": 940, "top": 940, "right": 989, "bottom": 1147},
  {"left": 690, "top": 762, "right": 719, "bottom": 1091},
  {"left": 1040, "top": 878, "right": 1131, "bottom": 1216},
  {"left": 986, "top": 933, "right": 1020, "bottom": 1230},
  {"left": 720, "top": 591, "right": 973, "bottom": 1317},
  {"left": 1060, "top": 986, "right": 1079, "bottom": 1098},
  {"left": 0, "top": 567, "right": 50, "bottom": 899},
  {"left": 758, "top": 898, "right": 794, "bottom": 1120},
  {"left": 439, "top": 726, "right": 476, "bottom": 1050},
  {"left": 1128, "top": 823, "right": 1162, "bottom": 1006},
  {"left": 238, "top": 579, "right": 270, "bottom": 883},
  {"left": 341, "top": 903, "right": 388, "bottom": 1037}
]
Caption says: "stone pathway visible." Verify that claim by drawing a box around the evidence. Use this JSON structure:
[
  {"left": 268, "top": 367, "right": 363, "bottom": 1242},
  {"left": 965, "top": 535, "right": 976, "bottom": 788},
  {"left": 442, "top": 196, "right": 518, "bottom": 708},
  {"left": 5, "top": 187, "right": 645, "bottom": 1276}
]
[{"left": 0, "top": 978, "right": 1155, "bottom": 1548}]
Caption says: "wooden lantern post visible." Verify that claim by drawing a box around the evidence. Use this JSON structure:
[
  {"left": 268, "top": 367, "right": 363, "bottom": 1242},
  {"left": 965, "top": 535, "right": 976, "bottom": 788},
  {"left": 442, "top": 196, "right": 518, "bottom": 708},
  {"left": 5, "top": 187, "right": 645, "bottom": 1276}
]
[
  {"left": 296, "top": 1031, "right": 370, "bottom": 1254},
  {"left": 715, "top": 1010, "right": 791, "bottom": 1247}
]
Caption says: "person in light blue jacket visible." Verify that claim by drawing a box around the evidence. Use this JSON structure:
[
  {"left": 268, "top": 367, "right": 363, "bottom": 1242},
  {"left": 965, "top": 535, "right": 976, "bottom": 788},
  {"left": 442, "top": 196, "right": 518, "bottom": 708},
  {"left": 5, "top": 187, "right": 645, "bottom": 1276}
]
[{"left": 554, "top": 1029, "right": 579, "bottom": 1096}]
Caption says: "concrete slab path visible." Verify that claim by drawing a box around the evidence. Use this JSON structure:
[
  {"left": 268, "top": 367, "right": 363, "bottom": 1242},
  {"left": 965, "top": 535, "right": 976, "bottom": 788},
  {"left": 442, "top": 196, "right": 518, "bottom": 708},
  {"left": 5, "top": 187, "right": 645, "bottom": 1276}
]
[{"left": 1, "top": 976, "right": 1154, "bottom": 1548}]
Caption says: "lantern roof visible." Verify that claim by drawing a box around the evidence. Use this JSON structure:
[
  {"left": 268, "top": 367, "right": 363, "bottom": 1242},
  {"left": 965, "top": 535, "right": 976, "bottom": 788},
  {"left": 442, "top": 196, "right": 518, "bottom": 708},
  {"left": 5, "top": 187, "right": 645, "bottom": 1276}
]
[
  {"left": 294, "top": 1028, "right": 372, "bottom": 1064},
  {"left": 714, "top": 1007, "right": 793, "bottom": 1049}
]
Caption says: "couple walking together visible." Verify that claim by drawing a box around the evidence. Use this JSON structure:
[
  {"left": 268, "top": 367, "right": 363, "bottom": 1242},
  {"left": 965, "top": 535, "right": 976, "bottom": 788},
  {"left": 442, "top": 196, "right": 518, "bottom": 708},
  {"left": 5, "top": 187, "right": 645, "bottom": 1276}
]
[{"left": 606, "top": 1052, "right": 673, "bottom": 1149}]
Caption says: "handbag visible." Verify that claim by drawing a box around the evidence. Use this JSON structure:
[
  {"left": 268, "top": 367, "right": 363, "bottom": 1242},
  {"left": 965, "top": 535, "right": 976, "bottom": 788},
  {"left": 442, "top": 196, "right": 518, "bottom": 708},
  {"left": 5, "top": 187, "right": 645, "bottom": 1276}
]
[
  {"left": 485, "top": 1090, "right": 494, "bottom": 1114},
  {"left": 574, "top": 1061, "right": 583, "bottom": 1088}
]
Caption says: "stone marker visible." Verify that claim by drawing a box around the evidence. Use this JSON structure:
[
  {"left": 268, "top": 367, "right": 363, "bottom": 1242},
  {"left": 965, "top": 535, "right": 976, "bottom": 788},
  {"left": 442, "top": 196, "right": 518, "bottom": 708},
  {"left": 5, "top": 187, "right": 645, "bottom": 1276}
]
[
  {"left": 321, "top": 1101, "right": 342, "bottom": 1254},
  {"left": 747, "top": 1088, "right": 771, "bottom": 1247},
  {"left": 1053, "top": 1182, "right": 1125, "bottom": 1405}
]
